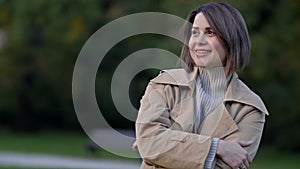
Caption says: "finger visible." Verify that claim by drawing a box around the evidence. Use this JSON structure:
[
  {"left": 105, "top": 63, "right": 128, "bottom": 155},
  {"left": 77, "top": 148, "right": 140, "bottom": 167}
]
[
  {"left": 243, "top": 151, "right": 252, "bottom": 168},
  {"left": 235, "top": 165, "right": 241, "bottom": 169},
  {"left": 246, "top": 153, "right": 252, "bottom": 165},
  {"left": 244, "top": 158, "right": 250, "bottom": 168},
  {"left": 239, "top": 140, "right": 253, "bottom": 147},
  {"left": 132, "top": 142, "right": 138, "bottom": 151}
]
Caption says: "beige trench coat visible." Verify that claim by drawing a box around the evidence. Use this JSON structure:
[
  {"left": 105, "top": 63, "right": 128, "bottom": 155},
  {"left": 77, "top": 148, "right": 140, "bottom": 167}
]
[{"left": 136, "top": 68, "right": 269, "bottom": 169}]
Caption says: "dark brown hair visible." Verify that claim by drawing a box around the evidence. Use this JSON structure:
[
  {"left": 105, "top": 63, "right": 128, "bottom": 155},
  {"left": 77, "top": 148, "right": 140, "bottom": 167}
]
[{"left": 180, "top": 2, "right": 251, "bottom": 74}]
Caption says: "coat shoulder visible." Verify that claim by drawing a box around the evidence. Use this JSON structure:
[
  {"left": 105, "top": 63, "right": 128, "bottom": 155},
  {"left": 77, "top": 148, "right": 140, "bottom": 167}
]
[{"left": 228, "top": 78, "right": 269, "bottom": 115}]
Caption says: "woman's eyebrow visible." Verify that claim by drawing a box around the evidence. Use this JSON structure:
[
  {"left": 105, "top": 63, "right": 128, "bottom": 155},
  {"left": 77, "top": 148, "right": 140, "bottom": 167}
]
[
  {"left": 191, "top": 27, "right": 213, "bottom": 30},
  {"left": 205, "top": 27, "right": 213, "bottom": 30}
]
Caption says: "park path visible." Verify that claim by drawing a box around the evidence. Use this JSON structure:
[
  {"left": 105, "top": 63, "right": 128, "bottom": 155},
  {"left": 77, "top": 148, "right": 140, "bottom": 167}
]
[{"left": 0, "top": 151, "right": 140, "bottom": 169}]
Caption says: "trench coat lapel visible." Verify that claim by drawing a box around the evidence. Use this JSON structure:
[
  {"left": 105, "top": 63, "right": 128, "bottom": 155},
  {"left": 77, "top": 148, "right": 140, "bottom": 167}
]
[
  {"left": 198, "top": 104, "right": 238, "bottom": 138},
  {"left": 164, "top": 68, "right": 197, "bottom": 132},
  {"left": 152, "top": 68, "right": 198, "bottom": 132}
]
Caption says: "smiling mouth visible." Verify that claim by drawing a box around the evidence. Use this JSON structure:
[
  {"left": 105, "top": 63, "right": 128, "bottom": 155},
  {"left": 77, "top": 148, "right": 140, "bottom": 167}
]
[{"left": 195, "top": 49, "right": 211, "bottom": 57}]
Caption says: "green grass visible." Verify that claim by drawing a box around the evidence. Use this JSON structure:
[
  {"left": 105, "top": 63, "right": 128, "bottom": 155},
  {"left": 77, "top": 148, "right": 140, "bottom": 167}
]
[
  {"left": 0, "top": 130, "right": 86, "bottom": 156},
  {"left": 0, "top": 130, "right": 139, "bottom": 161},
  {"left": 251, "top": 147, "right": 300, "bottom": 169},
  {"left": 0, "top": 130, "right": 299, "bottom": 169}
]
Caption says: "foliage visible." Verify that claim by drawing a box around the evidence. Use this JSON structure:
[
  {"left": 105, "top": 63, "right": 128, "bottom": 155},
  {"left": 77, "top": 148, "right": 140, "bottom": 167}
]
[{"left": 0, "top": 0, "right": 103, "bottom": 131}]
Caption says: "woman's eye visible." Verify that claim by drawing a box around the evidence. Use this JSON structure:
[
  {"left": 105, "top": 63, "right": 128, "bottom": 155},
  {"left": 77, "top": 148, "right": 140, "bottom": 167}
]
[
  {"left": 191, "top": 30, "right": 200, "bottom": 36},
  {"left": 206, "top": 30, "right": 216, "bottom": 37}
]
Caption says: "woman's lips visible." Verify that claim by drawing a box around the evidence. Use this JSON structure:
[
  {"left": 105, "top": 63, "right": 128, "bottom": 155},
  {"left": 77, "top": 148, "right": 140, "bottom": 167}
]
[{"left": 195, "top": 49, "right": 211, "bottom": 57}]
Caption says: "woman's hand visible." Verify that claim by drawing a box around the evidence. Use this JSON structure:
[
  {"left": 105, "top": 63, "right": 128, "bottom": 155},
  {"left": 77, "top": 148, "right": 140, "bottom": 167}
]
[
  {"left": 216, "top": 140, "right": 252, "bottom": 169},
  {"left": 132, "top": 141, "right": 138, "bottom": 151}
]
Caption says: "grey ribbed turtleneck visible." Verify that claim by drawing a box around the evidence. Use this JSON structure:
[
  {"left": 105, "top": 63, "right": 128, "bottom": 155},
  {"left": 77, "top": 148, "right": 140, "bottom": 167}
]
[{"left": 194, "top": 67, "right": 228, "bottom": 130}]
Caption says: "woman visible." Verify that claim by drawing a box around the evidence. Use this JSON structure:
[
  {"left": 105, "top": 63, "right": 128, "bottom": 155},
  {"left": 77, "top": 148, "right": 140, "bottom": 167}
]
[{"left": 135, "top": 2, "right": 268, "bottom": 169}]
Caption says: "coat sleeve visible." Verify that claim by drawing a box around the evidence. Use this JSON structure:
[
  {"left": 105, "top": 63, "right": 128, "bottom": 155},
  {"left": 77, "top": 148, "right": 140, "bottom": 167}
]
[
  {"left": 136, "top": 82, "right": 212, "bottom": 169},
  {"left": 215, "top": 103, "right": 266, "bottom": 169}
]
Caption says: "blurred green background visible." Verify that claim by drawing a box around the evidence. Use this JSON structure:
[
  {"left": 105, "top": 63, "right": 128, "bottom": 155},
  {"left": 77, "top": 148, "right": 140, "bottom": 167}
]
[{"left": 0, "top": 0, "right": 299, "bottom": 168}]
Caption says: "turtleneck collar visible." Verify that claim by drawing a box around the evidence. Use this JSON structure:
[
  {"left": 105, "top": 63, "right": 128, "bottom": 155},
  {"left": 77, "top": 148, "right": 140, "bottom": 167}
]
[{"left": 196, "top": 66, "right": 231, "bottom": 89}]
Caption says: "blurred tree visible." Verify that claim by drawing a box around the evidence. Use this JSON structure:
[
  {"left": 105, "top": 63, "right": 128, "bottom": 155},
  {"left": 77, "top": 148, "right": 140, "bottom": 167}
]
[{"left": 0, "top": 0, "right": 104, "bottom": 131}]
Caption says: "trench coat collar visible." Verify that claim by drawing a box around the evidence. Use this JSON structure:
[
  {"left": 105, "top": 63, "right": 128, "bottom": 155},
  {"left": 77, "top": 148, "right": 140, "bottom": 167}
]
[
  {"left": 150, "top": 67, "right": 198, "bottom": 90},
  {"left": 151, "top": 68, "right": 269, "bottom": 115},
  {"left": 225, "top": 73, "right": 269, "bottom": 115}
]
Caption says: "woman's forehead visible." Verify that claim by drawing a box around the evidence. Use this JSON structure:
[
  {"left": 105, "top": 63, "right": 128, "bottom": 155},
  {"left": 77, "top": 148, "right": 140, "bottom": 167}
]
[{"left": 192, "top": 13, "right": 211, "bottom": 29}]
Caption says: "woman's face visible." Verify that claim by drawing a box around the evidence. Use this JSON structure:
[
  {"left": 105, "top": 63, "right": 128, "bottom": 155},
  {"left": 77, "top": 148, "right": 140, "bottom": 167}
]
[{"left": 189, "top": 12, "right": 227, "bottom": 68}]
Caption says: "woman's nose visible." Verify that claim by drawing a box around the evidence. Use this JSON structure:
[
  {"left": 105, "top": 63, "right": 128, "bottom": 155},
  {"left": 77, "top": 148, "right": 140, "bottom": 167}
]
[{"left": 197, "top": 32, "right": 207, "bottom": 45}]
